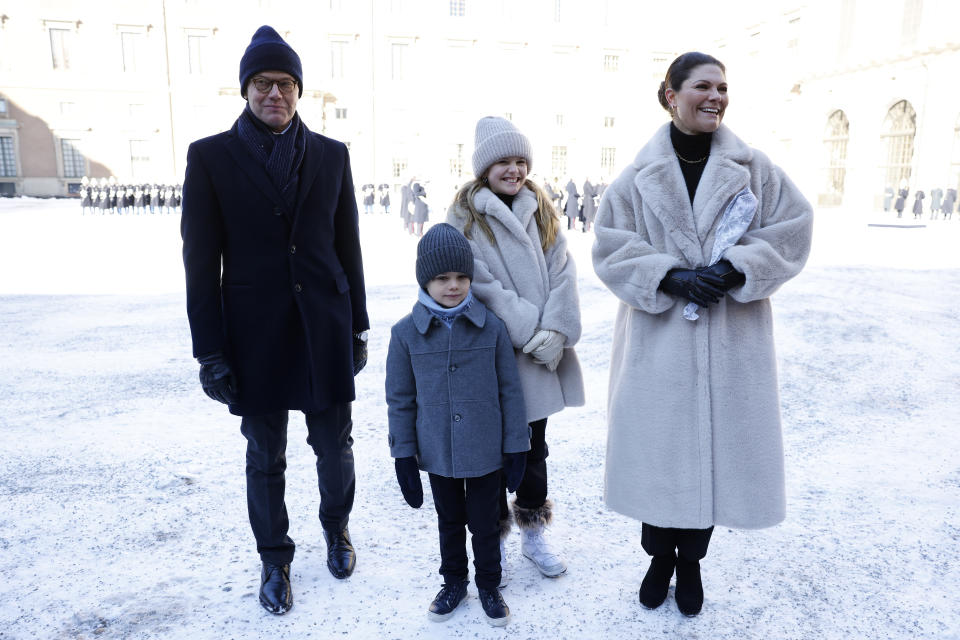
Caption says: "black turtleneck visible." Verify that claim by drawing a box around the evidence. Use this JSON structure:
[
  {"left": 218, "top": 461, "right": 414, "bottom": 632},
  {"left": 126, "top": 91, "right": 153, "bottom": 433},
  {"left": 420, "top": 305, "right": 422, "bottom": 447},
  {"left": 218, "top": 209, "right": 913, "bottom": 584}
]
[
  {"left": 495, "top": 192, "right": 515, "bottom": 208},
  {"left": 670, "top": 122, "right": 713, "bottom": 205}
]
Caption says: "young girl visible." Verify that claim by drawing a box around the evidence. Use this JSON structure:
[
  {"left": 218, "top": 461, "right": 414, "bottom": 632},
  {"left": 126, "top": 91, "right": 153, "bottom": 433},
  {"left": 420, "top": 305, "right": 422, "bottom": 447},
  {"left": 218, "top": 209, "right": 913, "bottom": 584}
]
[
  {"left": 446, "top": 117, "right": 584, "bottom": 580},
  {"left": 386, "top": 223, "right": 530, "bottom": 626}
]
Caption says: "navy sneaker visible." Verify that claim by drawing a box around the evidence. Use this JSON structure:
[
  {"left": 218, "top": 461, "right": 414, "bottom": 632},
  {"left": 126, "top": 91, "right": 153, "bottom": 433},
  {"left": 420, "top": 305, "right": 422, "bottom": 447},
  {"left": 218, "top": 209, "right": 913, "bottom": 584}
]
[
  {"left": 427, "top": 580, "right": 469, "bottom": 622},
  {"left": 477, "top": 586, "right": 510, "bottom": 626}
]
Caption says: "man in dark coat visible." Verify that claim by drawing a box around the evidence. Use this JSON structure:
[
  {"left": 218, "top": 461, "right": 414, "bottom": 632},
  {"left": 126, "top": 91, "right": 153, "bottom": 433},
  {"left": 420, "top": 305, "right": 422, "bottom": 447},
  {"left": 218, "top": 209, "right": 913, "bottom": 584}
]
[{"left": 181, "top": 25, "right": 369, "bottom": 616}]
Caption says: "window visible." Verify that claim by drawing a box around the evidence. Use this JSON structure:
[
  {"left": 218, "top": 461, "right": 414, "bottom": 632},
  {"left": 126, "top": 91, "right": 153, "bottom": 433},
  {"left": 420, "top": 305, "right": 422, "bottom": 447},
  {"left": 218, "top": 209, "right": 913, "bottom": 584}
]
[
  {"left": 604, "top": 116, "right": 615, "bottom": 128},
  {"left": 820, "top": 110, "right": 849, "bottom": 206},
  {"left": 392, "top": 158, "right": 408, "bottom": 179},
  {"left": 449, "top": 0, "right": 466, "bottom": 16},
  {"left": 129, "top": 103, "right": 145, "bottom": 118},
  {"left": 555, "top": 114, "right": 564, "bottom": 126},
  {"left": 601, "top": 147, "right": 616, "bottom": 174},
  {"left": 504, "top": 112, "right": 512, "bottom": 121},
  {"left": 187, "top": 34, "right": 207, "bottom": 74},
  {"left": 121, "top": 31, "right": 142, "bottom": 72},
  {"left": 391, "top": 43, "right": 407, "bottom": 81},
  {"left": 129, "top": 139, "right": 150, "bottom": 179},
  {"left": 61, "top": 139, "right": 85, "bottom": 178},
  {"left": 553, "top": 0, "right": 562, "bottom": 22},
  {"left": 335, "top": 108, "right": 347, "bottom": 119},
  {"left": 603, "top": 54, "right": 619, "bottom": 72},
  {"left": 0, "top": 136, "right": 16, "bottom": 177},
  {"left": 880, "top": 100, "right": 916, "bottom": 190},
  {"left": 0, "top": 98, "right": 7, "bottom": 115},
  {"left": 901, "top": 0, "right": 922, "bottom": 48},
  {"left": 60, "top": 102, "right": 76, "bottom": 116},
  {"left": 551, "top": 146, "right": 567, "bottom": 178},
  {"left": 330, "top": 40, "right": 347, "bottom": 79},
  {"left": 49, "top": 28, "right": 71, "bottom": 70}
]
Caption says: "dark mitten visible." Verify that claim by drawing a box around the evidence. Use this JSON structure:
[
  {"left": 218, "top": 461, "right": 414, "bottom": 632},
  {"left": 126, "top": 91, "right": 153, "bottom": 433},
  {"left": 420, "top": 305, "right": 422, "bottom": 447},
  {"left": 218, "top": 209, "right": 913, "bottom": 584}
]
[
  {"left": 697, "top": 259, "right": 745, "bottom": 291},
  {"left": 197, "top": 351, "right": 238, "bottom": 405},
  {"left": 394, "top": 456, "right": 423, "bottom": 508},
  {"left": 503, "top": 452, "right": 527, "bottom": 493},
  {"left": 658, "top": 268, "right": 724, "bottom": 307},
  {"left": 353, "top": 332, "right": 368, "bottom": 375}
]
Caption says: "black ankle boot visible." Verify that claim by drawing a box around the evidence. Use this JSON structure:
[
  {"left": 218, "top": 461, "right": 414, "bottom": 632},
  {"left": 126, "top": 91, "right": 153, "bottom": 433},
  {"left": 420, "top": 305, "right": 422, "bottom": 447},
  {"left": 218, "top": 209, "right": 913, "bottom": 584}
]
[
  {"left": 323, "top": 528, "right": 356, "bottom": 579},
  {"left": 674, "top": 556, "right": 704, "bottom": 616},
  {"left": 259, "top": 562, "right": 292, "bottom": 615},
  {"left": 639, "top": 553, "right": 676, "bottom": 609}
]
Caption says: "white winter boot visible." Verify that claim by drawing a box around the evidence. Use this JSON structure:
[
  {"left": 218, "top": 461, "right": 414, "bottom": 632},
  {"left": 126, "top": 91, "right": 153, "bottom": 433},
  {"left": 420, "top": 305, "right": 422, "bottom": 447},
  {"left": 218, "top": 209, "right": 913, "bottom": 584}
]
[{"left": 514, "top": 499, "right": 566, "bottom": 578}]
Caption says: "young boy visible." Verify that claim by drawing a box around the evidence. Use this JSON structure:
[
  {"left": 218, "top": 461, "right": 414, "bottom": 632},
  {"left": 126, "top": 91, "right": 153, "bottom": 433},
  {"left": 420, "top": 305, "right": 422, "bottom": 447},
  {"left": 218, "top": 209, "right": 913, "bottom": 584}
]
[{"left": 386, "top": 223, "right": 530, "bottom": 627}]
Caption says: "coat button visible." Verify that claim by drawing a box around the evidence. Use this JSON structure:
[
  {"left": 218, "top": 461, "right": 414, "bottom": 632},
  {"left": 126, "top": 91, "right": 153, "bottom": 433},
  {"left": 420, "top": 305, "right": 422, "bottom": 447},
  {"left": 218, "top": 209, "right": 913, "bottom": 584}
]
[
  {"left": 449, "top": 364, "right": 457, "bottom": 372},
  {"left": 290, "top": 244, "right": 296, "bottom": 254},
  {"left": 453, "top": 414, "right": 462, "bottom": 422},
  {"left": 273, "top": 207, "right": 282, "bottom": 216},
  {"left": 294, "top": 283, "right": 302, "bottom": 292}
]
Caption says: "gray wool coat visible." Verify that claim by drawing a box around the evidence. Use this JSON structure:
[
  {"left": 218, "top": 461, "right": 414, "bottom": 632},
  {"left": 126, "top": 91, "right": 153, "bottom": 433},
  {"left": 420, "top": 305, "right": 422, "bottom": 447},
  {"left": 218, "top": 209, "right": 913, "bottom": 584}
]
[
  {"left": 592, "top": 123, "right": 813, "bottom": 530},
  {"left": 386, "top": 297, "right": 530, "bottom": 478},
  {"left": 447, "top": 186, "right": 585, "bottom": 422}
]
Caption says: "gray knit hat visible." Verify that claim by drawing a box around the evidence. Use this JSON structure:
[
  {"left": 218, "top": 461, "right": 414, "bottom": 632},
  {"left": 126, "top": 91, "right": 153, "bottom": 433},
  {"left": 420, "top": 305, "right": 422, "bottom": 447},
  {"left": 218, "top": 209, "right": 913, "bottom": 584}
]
[
  {"left": 416, "top": 223, "right": 474, "bottom": 288},
  {"left": 472, "top": 116, "right": 533, "bottom": 178}
]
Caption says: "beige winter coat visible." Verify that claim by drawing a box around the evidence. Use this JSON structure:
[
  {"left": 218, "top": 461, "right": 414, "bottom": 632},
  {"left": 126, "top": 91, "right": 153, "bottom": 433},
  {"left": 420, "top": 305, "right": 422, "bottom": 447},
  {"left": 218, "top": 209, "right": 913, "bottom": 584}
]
[
  {"left": 448, "top": 185, "right": 585, "bottom": 422},
  {"left": 592, "top": 123, "right": 813, "bottom": 529}
]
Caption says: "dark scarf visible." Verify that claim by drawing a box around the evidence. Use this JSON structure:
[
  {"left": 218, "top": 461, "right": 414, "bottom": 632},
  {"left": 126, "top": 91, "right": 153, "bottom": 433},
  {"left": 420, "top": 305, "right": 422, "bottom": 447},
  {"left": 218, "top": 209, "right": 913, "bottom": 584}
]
[
  {"left": 237, "top": 104, "right": 306, "bottom": 209},
  {"left": 670, "top": 122, "right": 713, "bottom": 205}
]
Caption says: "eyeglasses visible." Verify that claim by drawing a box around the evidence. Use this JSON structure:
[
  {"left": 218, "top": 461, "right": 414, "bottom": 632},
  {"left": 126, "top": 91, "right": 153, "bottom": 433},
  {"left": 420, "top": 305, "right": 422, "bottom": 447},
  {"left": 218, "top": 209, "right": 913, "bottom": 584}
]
[{"left": 250, "top": 77, "right": 298, "bottom": 95}]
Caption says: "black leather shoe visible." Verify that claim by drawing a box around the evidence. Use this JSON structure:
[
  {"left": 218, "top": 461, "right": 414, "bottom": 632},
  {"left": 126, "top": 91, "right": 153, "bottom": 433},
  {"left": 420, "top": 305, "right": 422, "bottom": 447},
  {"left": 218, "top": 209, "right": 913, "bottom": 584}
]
[
  {"left": 259, "top": 562, "right": 292, "bottom": 615},
  {"left": 427, "top": 580, "right": 469, "bottom": 622},
  {"left": 323, "top": 528, "right": 356, "bottom": 579},
  {"left": 639, "top": 553, "right": 676, "bottom": 609},
  {"left": 674, "top": 557, "right": 704, "bottom": 616},
  {"left": 477, "top": 587, "right": 510, "bottom": 627}
]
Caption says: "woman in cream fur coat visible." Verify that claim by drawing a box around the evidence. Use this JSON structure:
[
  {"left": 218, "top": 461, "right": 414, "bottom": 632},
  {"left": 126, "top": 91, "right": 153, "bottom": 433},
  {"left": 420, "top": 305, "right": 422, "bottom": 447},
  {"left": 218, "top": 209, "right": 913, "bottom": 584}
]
[
  {"left": 447, "top": 116, "right": 585, "bottom": 581},
  {"left": 592, "top": 53, "right": 813, "bottom": 616}
]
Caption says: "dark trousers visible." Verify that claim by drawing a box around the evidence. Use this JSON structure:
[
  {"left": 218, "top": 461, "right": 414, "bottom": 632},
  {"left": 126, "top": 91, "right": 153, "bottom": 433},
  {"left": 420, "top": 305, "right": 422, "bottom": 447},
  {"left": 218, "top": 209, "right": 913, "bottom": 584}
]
[
  {"left": 428, "top": 470, "right": 502, "bottom": 590},
  {"left": 240, "top": 403, "right": 355, "bottom": 566},
  {"left": 499, "top": 418, "right": 548, "bottom": 519},
  {"left": 641, "top": 522, "right": 714, "bottom": 561}
]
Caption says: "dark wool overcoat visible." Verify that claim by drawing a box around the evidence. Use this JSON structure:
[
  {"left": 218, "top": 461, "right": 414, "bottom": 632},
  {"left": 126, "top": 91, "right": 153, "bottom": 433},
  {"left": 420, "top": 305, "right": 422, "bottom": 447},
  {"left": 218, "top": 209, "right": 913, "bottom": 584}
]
[{"left": 181, "top": 119, "right": 369, "bottom": 417}]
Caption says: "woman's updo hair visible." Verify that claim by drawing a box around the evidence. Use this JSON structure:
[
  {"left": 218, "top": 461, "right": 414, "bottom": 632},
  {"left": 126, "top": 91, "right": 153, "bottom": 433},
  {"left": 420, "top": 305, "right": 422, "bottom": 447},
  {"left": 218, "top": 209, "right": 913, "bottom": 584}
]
[{"left": 657, "top": 52, "right": 726, "bottom": 112}]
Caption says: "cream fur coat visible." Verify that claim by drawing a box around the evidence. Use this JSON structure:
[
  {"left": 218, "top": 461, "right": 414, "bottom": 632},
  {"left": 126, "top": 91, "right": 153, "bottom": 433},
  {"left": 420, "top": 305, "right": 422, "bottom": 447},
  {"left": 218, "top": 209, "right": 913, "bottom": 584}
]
[
  {"left": 447, "top": 185, "right": 585, "bottom": 422},
  {"left": 592, "top": 123, "right": 813, "bottom": 529}
]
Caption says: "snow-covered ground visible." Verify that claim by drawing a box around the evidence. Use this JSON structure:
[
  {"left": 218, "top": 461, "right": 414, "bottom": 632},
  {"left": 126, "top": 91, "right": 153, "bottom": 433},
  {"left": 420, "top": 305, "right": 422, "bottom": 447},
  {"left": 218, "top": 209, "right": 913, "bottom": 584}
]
[{"left": 1, "top": 197, "right": 958, "bottom": 640}]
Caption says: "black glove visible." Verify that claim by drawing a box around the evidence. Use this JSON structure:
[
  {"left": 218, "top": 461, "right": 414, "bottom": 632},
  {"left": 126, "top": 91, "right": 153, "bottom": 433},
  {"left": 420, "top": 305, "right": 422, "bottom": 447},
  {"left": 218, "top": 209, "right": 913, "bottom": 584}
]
[
  {"left": 197, "top": 351, "right": 239, "bottom": 405},
  {"left": 658, "top": 268, "right": 725, "bottom": 307},
  {"left": 394, "top": 456, "right": 423, "bottom": 508},
  {"left": 697, "top": 259, "right": 745, "bottom": 291},
  {"left": 353, "top": 332, "right": 368, "bottom": 375},
  {"left": 503, "top": 452, "right": 527, "bottom": 493}
]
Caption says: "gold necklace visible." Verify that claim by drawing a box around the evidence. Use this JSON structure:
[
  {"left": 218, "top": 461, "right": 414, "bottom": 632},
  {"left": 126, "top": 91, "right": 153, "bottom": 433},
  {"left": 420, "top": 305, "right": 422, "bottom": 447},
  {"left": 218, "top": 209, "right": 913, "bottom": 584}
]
[{"left": 674, "top": 149, "right": 709, "bottom": 164}]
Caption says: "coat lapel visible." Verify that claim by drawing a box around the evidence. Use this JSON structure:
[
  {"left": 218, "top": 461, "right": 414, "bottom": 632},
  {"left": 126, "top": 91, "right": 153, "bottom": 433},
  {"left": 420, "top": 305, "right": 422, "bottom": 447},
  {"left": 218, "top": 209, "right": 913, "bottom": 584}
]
[
  {"left": 292, "top": 128, "right": 326, "bottom": 229},
  {"left": 223, "top": 127, "right": 286, "bottom": 209},
  {"left": 692, "top": 126, "right": 753, "bottom": 241}
]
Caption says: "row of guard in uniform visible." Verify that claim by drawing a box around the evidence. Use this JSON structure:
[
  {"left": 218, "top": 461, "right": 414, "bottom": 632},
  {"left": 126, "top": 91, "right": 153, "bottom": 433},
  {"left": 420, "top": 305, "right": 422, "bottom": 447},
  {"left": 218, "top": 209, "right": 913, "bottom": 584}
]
[
  {"left": 80, "top": 182, "right": 182, "bottom": 215},
  {"left": 884, "top": 185, "right": 958, "bottom": 220},
  {"left": 360, "top": 183, "right": 392, "bottom": 215},
  {"left": 542, "top": 178, "right": 609, "bottom": 233}
]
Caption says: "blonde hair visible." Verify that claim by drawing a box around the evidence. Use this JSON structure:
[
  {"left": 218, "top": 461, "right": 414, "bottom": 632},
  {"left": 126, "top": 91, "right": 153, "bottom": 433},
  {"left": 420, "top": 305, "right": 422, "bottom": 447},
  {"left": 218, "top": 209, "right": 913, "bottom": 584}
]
[{"left": 452, "top": 178, "right": 560, "bottom": 252}]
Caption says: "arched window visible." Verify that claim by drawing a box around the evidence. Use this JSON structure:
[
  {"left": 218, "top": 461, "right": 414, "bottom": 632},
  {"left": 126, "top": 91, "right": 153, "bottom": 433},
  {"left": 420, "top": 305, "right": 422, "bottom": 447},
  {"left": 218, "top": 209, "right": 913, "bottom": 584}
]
[
  {"left": 820, "top": 110, "right": 849, "bottom": 206},
  {"left": 880, "top": 100, "right": 916, "bottom": 190}
]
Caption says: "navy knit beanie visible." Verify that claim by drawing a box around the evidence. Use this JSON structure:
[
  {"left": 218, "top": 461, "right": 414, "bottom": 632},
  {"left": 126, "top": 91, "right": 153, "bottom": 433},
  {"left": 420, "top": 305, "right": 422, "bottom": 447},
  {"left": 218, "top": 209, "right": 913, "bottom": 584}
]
[
  {"left": 416, "top": 224, "right": 474, "bottom": 288},
  {"left": 239, "top": 26, "right": 303, "bottom": 98}
]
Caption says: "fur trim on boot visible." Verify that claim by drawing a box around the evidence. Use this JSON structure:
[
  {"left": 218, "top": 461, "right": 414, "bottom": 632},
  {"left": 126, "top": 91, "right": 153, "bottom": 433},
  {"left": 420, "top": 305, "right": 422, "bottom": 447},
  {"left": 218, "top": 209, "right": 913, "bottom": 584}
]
[
  {"left": 499, "top": 516, "right": 512, "bottom": 539},
  {"left": 512, "top": 498, "right": 553, "bottom": 530}
]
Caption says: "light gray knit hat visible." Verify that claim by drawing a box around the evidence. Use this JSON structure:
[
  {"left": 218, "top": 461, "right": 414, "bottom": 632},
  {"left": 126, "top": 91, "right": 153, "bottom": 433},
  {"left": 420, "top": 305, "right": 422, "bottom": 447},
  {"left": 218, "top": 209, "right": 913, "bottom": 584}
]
[{"left": 471, "top": 116, "right": 533, "bottom": 178}]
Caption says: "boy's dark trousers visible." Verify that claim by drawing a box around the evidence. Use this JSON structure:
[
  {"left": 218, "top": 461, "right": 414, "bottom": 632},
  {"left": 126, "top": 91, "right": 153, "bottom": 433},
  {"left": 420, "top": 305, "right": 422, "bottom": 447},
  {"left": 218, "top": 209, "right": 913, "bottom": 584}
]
[{"left": 428, "top": 470, "right": 502, "bottom": 590}]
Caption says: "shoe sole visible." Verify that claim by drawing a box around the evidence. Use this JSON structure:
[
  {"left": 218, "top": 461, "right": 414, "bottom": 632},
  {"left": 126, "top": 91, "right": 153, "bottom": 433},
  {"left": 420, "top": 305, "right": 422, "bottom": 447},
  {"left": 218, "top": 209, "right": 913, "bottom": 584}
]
[
  {"left": 427, "top": 594, "right": 468, "bottom": 622},
  {"left": 259, "top": 597, "right": 292, "bottom": 615},
  {"left": 521, "top": 551, "right": 567, "bottom": 578},
  {"left": 485, "top": 613, "right": 510, "bottom": 627}
]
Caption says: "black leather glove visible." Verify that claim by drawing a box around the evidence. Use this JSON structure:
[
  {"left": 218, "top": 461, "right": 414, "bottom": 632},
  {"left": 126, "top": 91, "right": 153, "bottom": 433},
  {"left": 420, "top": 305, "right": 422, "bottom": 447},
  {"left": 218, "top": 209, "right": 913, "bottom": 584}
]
[
  {"left": 503, "top": 452, "right": 527, "bottom": 493},
  {"left": 697, "top": 259, "right": 745, "bottom": 291},
  {"left": 658, "top": 268, "right": 725, "bottom": 307},
  {"left": 394, "top": 456, "right": 423, "bottom": 508},
  {"left": 353, "top": 332, "right": 368, "bottom": 375},
  {"left": 197, "top": 351, "right": 239, "bottom": 405}
]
